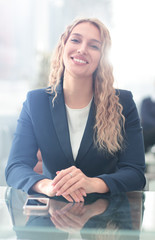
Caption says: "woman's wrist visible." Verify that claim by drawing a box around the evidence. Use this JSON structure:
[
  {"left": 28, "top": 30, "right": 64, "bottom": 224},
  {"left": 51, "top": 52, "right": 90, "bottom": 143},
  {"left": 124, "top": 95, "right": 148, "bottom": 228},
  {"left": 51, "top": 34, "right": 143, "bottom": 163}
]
[
  {"left": 32, "top": 179, "right": 47, "bottom": 193},
  {"left": 32, "top": 178, "right": 56, "bottom": 197},
  {"left": 91, "top": 177, "right": 109, "bottom": 194}
]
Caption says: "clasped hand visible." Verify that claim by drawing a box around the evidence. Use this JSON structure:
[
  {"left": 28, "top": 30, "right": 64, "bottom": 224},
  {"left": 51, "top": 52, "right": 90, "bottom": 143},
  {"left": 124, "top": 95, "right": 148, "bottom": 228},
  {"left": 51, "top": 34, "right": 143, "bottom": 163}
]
[
  {"left": 52, "top": 166, "right": 95, "bottom": 202},
  {"left": 33, "top": 166, "right": 108, "bottom": 202}
]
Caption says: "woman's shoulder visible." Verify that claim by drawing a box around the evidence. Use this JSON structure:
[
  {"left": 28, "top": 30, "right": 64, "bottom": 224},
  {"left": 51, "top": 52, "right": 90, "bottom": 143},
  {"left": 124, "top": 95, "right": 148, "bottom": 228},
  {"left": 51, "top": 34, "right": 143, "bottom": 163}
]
[
  {"left": 24, "top": 88, "right": 52, "bottom": 110},
  {"left": 115, "top": 89, "right": 136, "bottom": 115},
  {"left": 27, "top": 87, "right": 50, "bottom": 97},
  {"left": 115, "top": 89, "right": 133, "bottom": 101},
  {"left": 25, "top": 87, "right": 53, "bottom": 102},
  {"left": 26, "top": 84, "right": 62, "bottom": 100}
]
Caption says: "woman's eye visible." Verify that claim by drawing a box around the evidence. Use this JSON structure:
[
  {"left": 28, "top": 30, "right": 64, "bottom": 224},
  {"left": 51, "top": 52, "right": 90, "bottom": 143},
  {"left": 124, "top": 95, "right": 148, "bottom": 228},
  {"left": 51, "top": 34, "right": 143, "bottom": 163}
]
[
  {"left": 70, "top": 38, "right": 80, "bottom": 43},
  {"left": 90, "top": 45, "right": 100, "bottom": 50}
]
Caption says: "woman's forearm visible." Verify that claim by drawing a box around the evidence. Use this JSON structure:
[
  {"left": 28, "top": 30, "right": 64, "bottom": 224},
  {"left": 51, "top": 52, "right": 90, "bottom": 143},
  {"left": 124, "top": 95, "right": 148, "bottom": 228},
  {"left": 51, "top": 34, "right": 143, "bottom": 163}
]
[{"left": 32, "top": 178, "right": 56, "bottom": 197}]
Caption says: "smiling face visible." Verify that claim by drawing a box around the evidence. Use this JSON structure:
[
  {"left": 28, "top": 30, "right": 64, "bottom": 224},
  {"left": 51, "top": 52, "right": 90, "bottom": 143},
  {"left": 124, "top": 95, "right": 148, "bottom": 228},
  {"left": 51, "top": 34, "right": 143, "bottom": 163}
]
[{"left": 63, "top": 22, "right": 101, "bottom": 81}]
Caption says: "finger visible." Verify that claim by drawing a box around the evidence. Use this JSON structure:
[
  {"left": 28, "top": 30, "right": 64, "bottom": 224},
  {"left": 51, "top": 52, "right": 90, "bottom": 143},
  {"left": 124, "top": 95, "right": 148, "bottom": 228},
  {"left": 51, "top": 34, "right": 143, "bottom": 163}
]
[
  {"left": 54, "top": 169, "right": 86, "bottom": 196},
  {"left": 61, "top": 180, "right": 83, "bottom": 196},
  {"left": 69, "top": 191, "right": 84, "bottom": 203},
  {"left": 54, "top": 174, "right": 77, "bottom": 194},
  {"left": 62, "top": 191, "right": 84, "bottom": 203},
  {"left": 79, "top": 188, "right": 87, "bottom": 197},
  {"left": 52, "top": 167, "right": 75, "bottom": 186},
  {"left": 62, "top": 194, "right": 74, "bottom": 202},
  {"left": 54, "top": 171, "right": 86, "bottom": 196},
  {"left": 73, "top": 189, "right": 85, "bottom": 202},
  {"left": 55, "top": 172, "right": 84, "bottom": 195}
]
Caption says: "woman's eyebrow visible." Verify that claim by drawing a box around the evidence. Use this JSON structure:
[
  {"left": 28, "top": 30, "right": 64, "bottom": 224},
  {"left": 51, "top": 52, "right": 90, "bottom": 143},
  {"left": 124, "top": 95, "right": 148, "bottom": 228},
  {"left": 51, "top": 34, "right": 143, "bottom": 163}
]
[{"left": 71, "top": 33, "right": 101, "bottom": 45}]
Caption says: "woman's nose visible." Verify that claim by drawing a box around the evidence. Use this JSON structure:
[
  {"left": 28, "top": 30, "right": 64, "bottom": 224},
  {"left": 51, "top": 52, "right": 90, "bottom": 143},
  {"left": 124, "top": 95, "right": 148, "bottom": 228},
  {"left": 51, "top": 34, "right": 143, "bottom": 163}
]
[{"left": 77, "top": 43, "right": 87, "bottom": 55}]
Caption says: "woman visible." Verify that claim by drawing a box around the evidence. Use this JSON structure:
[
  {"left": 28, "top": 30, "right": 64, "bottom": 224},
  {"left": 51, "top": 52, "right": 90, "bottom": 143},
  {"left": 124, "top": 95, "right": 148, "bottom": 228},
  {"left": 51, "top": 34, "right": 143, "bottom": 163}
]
[{"left": 5, "top": 18, "right": 146, "bottom": 202}]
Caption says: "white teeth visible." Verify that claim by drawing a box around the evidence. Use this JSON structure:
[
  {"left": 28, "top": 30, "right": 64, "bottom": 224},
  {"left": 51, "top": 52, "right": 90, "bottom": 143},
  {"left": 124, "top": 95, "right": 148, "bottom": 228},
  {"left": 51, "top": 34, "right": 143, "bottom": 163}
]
[{"left": 74, "top": 58, "right": 87, "bottom": 64}]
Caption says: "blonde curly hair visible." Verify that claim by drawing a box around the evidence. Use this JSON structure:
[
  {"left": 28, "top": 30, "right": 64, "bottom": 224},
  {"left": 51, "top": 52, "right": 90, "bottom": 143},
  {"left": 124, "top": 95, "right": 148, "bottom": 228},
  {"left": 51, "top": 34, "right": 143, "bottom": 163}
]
[{"left": 48, "top": 17, "right": 125, "bottom": 154}]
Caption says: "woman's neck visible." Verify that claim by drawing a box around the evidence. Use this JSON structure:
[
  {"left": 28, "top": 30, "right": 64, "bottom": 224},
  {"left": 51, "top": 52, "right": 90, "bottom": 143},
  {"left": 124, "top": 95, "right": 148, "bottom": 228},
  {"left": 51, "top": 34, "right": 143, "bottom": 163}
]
[{"left": 63, "top": 73, "right": 93, "bottom": 109}]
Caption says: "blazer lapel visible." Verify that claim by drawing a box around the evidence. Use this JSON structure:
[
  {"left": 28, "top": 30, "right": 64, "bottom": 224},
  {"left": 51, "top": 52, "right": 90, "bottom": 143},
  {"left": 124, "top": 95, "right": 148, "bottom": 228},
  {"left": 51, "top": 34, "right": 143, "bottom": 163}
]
[
  {"left": 76, "top": 100, "right": 95, "bottom": 163},
  {"left": 49, "top": 85, "right": 75, "bottom": 165}
]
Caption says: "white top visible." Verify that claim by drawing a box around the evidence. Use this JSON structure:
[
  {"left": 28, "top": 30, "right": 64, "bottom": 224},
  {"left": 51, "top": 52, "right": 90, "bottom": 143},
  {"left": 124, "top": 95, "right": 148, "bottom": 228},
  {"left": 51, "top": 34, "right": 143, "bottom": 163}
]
[{"left": 65, "top": 99, "right": 92, "bottom": 160}]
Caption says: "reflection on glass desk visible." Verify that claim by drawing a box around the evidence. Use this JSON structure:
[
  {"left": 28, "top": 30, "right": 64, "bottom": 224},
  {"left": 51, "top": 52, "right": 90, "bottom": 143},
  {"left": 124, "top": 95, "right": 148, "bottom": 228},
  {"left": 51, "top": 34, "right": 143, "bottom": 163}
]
[{"left": 0, "top": 187, "right": 155, "bottom": 240}]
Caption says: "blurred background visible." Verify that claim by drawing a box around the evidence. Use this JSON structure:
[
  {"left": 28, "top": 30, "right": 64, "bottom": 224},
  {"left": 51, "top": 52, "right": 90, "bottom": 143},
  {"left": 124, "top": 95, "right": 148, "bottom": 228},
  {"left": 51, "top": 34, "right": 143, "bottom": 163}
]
[{"left": 0, "top": 0, "right": 155, "bottom": 186}]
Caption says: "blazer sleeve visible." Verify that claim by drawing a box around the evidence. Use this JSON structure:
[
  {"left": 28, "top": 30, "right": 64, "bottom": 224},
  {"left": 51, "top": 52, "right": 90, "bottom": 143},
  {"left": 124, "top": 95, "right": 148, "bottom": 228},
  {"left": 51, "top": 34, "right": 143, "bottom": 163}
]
[
  {"left": 98, "top": 91, "right": 146, "bottom": 193},
  {"left": 5, "top": 92, "right": 48, "bottom": 193}
]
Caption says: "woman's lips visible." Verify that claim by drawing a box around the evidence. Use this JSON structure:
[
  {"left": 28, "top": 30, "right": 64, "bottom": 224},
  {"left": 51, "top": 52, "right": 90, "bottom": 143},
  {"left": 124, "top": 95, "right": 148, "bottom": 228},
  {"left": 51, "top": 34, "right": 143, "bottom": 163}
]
[{"left": 71, "top": 56, "right": 88, "bottom": 64}]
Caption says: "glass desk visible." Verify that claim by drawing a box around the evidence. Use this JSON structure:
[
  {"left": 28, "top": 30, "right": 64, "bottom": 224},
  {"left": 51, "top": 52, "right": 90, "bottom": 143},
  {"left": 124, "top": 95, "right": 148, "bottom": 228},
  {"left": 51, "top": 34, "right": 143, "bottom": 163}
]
[{"left": 0, "top": 186, "right": 155, "bottom": 240}]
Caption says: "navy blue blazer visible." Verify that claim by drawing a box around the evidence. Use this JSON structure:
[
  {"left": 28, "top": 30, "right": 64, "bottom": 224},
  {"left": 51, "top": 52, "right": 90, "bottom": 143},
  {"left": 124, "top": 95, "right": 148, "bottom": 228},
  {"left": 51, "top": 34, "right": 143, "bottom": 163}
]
[{"left": 5, "top": 83, "right": 146, "bottom": 194}]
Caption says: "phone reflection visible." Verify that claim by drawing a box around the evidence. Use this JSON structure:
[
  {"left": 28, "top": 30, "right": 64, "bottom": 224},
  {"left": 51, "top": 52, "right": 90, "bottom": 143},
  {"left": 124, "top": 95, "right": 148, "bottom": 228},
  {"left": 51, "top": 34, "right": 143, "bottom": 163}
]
[{"left": 5, "top": 188, "right": 144, "bottom": 240}]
